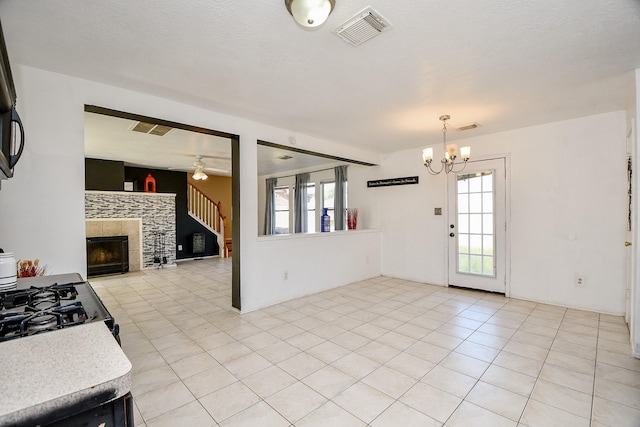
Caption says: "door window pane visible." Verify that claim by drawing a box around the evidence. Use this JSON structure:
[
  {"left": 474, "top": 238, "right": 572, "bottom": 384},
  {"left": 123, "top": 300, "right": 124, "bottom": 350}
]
[
  {"left": 483, "top": 214, "right": 494, "bottom": 234},
  {"left": 459, "top": 254, "right": 470, "bottom": 272},
  {"left": 455, "top": 171, "right": 496, "bottom": 276},
  {"left": 458, "top": 214, "right": 469, "bottom": 233},
  {"left": 469, "top": 214, "right": 482, "bottom": 234},
  {"left": 458, "top": 194, "right": 469, "bottom": 213},
  {"left": 483, "top": 193, "right": 493, "bottom": 213},
  {"left": 469, "top": 235, "right": 482, "bottom": 255},
  {"left": 469, "top": 194, "right": 482, "bottom": 213},
  {"left": 483, "top": 235, "right": 494, "bottom": 256},
  {"left": 458, "top": 234, "right": 469, "bottom": 253},
  {"left": 470, "top": 255, "right": 483, "bottom": 274},
  {"left": 469, "top": 176, "right": 482, "bottom": 192}
]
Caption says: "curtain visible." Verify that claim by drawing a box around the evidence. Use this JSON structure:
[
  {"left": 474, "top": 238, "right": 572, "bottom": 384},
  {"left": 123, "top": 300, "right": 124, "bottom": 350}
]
[
  {"left": 263, "top": 177, "right": 277, "bottom": 235},
  {"left": 334, "top": 165, "right": 348, "bottom": 230},
  {"left": 294, "top": 173, "right": 310, "bottom": 233}
]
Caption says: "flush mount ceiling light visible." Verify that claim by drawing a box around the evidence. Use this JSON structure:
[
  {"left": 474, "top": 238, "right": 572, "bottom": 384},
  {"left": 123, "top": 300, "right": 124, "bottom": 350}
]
[
  {"left": 285, "top": 0, "right": 335, "bottom": 28},
  {"left": 422, "top": 115, "right": 471, "bottom": 175}
]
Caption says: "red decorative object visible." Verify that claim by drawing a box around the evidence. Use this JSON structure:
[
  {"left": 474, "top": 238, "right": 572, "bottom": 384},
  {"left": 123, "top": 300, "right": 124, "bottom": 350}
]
[
  {"left": 347, "top": 208, "right": 358, "bottom": 230},
  {"left": 144, "top": 174, "right": 156, "bottom": 192},
  {"left": 17, "top": 259, "right": 48, "bottom": 278}
]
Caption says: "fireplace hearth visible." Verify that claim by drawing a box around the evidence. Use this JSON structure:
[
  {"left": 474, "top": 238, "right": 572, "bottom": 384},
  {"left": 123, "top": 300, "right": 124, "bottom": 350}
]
[{"left": 86, "top": 236, "right": 129, "bottom": 277}]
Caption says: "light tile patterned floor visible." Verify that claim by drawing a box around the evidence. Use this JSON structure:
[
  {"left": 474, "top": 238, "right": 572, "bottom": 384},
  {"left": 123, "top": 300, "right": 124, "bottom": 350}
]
[{"left": 90, "top": 258, "right": 640, "bottom": 427}]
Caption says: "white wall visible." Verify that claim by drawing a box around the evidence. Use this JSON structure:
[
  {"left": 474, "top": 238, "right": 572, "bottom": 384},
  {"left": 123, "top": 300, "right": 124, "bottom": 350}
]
[
  {"left": 245, "top": 230, "right": 382, "bottom": 312},
  {"left": 632, "top": 68, "right": 640, "bottom": 356},
  {"left": 0, "top": 66, "right": 382, "bottom": 311},
  {"left": 354, "top": 111, "right": 628, "bottom": 315}
]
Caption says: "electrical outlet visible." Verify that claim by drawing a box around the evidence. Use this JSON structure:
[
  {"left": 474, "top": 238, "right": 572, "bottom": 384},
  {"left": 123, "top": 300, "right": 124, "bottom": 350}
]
[
  {"left": 283, "top": 271, "right": 288, "bottom": 280},
  {"left": 178, "top": 245, "right": 183, "bottom": 251},
  {"left": 575, "top": 274, "right": 585, "bottom": 287}
]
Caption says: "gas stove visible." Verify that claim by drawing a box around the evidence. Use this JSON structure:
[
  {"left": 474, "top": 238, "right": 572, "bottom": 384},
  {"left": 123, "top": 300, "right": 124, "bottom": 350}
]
[{"left": 0, "top": 275, "right": 119, "bottom": 343}]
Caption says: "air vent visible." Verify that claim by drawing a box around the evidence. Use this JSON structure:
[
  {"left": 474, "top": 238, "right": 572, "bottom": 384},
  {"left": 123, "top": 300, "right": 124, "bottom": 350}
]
[
  {"left": 456, "top": 123, "right": 480, "bottom": 132},
  {"left": 335, "top": 7, "right": 392, "bottom": 46},
  {"left": 131, "top": 121, "right": 172, "bottom": 136},
  {"left": 149, "top": 125, "right": 172, "bottom": 136}
]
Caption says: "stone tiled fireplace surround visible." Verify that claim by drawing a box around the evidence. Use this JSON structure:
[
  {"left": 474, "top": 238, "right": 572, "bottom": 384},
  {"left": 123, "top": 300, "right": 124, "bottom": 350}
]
[
  {"left": 85, "top": 190, "right": 177, "bottom": 270},
  {"left": 86, "top": 218, "right": 142, "bottom": 272}
]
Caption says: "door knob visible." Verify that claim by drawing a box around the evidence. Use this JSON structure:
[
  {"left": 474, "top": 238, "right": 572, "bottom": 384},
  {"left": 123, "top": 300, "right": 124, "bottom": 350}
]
[
  {"left": 449, "top": 233, "right": 455, "bottom": 237},
  {"left": 626, "top": 241, "right": 632, "bottom": 246}
]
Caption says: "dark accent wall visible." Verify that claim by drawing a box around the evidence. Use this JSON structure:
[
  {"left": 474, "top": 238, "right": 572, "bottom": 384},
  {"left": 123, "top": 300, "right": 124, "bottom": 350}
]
[
  {"left": 125, "top": 167, "right": 219, "bottom": 259},
  {"left": 85, "top": 158, "right": 125, "bottom": 191},
  {"left": 85, "top": 160, "right": 218, "bottom": 259}
]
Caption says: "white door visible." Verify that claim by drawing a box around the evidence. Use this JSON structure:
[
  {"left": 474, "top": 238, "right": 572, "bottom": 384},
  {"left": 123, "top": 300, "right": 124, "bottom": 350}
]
[{"left": 448, "top": 158, "right": 507, "bottom": 293}]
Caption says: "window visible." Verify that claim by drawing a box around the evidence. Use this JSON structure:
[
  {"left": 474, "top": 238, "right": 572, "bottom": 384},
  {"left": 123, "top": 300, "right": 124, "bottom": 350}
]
[
  {"left": 263, "top": 172, "right": 348, "bottom": 235},
  {"left": 274, "top": 186, "right": 290, "bottom": 234},
  {"left": 322, "top": 182, "right": 335, "bottom": 231},
  {"left": 306, "top": 183, "right": 316, "bottom": 233},
  {"left": 457, "top": 172, "right": 494, "bottom": 276}
]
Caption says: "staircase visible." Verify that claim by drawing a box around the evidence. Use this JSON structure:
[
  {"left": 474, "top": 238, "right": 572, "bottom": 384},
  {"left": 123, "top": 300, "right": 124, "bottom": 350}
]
[{"left": 187, "top": 184, "right": 227, "bottom": 257}]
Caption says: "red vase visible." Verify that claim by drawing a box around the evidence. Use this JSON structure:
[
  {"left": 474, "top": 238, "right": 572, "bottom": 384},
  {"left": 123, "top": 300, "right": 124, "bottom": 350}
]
[{"left": 144, "top": 174, "right": 156, "bottom": 192}]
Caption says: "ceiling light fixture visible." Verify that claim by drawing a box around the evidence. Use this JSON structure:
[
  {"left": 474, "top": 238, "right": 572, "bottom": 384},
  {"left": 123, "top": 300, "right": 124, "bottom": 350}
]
[
  {"left": 284, "top": 0, "right": 335, "bottom": 28},
  {"left": 192, "top": 167, "right": 208, "bottom": 181},
  {"left": 192, "top": 156, "right": 208, "bottom": 180},
  {"left": 422, "top": 115, "right": 471, "bottom": 175}
]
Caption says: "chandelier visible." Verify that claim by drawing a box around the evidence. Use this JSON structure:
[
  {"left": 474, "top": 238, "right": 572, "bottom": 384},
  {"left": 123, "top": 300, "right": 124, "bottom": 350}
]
[
  {"left": 422, "top": 115, "right": 471, "bottom": 175},
  {"left": 284, "top": 0, "right": 335, "bottom": 28}
]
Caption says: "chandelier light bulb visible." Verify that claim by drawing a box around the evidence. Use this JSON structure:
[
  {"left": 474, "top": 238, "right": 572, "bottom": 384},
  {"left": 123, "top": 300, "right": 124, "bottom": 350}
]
[{"left": 422, "top": 147, "right": 434, "bottom": 163}]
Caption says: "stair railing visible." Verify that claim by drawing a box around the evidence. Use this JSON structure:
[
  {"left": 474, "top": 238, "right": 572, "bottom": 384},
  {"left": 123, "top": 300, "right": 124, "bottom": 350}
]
[{"left": 188, "top": 184, "right": 227, "bottom": 256}]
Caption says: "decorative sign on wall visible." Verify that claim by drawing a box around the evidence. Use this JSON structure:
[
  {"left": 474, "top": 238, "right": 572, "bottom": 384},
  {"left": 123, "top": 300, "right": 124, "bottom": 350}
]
[{"left": 367, "top": 176, "right": 419, "bottom": 188}]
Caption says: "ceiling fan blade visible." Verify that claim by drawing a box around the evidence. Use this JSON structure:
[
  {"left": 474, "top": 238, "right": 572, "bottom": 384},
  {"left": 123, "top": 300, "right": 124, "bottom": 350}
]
[{"left": 203, "top": 167, "right": 231, "bottom": 174}]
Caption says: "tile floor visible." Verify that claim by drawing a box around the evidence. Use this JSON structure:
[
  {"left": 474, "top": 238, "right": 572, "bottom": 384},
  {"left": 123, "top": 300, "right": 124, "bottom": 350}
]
[{"left": 90, "top": 258, "right": 640, "bottom": 427}]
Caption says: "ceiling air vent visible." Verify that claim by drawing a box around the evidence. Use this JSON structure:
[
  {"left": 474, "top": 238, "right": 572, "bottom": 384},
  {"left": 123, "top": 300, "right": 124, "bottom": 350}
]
[
  {"left": 131, "top": 121, "right": 172, "bottom": 136},
  {"left": 335, "top": 7, "right": 392, "bottom": 46},
  {"left": 456, "top": 123, "right": 480, "bottom": 132}
]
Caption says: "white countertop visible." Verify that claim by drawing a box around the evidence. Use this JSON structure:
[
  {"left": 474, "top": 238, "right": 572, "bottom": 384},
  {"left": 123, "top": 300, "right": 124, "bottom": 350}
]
[{"left": 0, "top": 318, "right": 132, "bottom": 426}]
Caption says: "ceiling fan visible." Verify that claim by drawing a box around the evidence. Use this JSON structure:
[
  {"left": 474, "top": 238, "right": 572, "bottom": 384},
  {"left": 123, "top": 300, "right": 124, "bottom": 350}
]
[{"left": 169, "top": 155, "right": 231, "bottom": 179}]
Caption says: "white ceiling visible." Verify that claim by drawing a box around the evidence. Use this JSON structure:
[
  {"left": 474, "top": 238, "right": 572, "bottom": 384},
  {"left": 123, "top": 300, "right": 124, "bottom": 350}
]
[
  {"left": 83, "top": 112, "right": 233, "bottom": 175},
  {"left": 84, "top": 111, "right": 351, "bottom": 176},
  {"left": 2, "top": 0, "right": 640, "bottom": 157}
]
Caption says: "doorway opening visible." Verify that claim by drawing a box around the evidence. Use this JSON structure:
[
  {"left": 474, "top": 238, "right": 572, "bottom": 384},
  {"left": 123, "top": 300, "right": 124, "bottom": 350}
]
[{"left": 83, "top": 105, "right": 242, "bottom": 310}]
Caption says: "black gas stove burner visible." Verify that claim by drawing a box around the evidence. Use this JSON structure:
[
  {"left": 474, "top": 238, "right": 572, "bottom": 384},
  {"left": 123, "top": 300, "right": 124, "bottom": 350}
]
[
  {"left": 0, "top": 277, "right": 120, "bottom": 344},
  {"left": 0, "top": 301, "right": 89, "bottom": 340},
  {"left": 1, "top": 282, "right": 80, "bottom": 310}
]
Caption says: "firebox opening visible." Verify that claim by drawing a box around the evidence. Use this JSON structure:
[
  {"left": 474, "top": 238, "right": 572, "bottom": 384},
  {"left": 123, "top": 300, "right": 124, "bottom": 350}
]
[{"left": 86, "top": 236, "right": 129, "bottom": 277}]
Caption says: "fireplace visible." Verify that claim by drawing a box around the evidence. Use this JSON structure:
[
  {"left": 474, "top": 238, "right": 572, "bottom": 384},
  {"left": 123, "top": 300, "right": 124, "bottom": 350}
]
[{"left": 86, "top": 236, "right": 129, "bottom": 277}]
